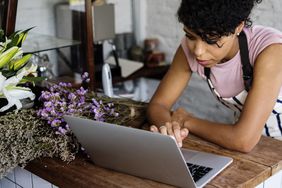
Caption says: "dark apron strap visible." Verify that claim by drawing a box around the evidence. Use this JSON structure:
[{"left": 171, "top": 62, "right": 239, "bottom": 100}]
[
  {"left": 238, "top": 31, "right": 253, "bottom": 91},
  {"left": 204, "top": 67, "right": 210, "bottom": 79},
  {"left": 204, "top": 31, "right": 252, "bottom": 91}
]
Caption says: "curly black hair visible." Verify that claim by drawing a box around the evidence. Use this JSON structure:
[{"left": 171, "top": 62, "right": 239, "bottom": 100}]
[{"left": 177, "top": 0, "right": 262, "bottom": 44}]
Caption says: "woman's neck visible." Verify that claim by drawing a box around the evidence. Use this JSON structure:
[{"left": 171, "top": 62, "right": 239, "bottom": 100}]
[{"left": 224, "top": 36, "right": 240, "bottom": 61}]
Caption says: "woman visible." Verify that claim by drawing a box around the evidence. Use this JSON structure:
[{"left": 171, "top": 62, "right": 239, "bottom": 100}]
[{"left": 147, "top": 0, "right": 282, "bottom": 152}]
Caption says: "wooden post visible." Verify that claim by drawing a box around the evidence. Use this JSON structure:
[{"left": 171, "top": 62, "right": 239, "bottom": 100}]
[
  {"left": 84, "top": 0, "right": 95, "bottom": 90},
  {"left": 6, "top": 0, "right": 18, "bottom": 35},
  {"left": 2, "top": 0, "right": 18, "bottom": 36}
]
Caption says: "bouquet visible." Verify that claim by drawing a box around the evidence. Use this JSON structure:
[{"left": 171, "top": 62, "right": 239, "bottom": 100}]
[{"left": 0, "top": 28, "right": 42, "bottom": 112}]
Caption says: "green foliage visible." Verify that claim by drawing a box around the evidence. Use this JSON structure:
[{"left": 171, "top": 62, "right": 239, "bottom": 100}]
[
  {"left": 0, "top": 29, "right": 4, "bottom": 42},
  {"left": 7, "top": 27, "right": 34, "bottom": 48},
  {"left": 0, "top": 27, "right": 35, "bottom": 75}
]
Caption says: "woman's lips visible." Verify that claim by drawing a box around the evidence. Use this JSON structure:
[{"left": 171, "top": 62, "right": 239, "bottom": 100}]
[{"left": 197, "top": 60, "right": 210, "bottom": 66}]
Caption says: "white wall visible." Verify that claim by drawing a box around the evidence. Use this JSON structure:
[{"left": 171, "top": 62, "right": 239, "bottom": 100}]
[
  {"left": 16, "top": 0, "right": 66, "bottom": 35},
  {"left": 15, "top": 0, "right": 68, "bottom": 76},
  {"left": 16, "top": 0, "right": 133, "bottom": 35},
  {"left": 106, "top": 0, "right": 133, "bottom": 34},
  {"left": 252, "top": 0, "right": 282, "bottom": 29},
  {"left": 145, "top": 0, "right": 182, "bottom": 62}
]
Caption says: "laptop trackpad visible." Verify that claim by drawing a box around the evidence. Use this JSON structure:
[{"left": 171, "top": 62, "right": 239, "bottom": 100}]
[{"left": 180, "top": 149, "right": 199, "bottom": 161}]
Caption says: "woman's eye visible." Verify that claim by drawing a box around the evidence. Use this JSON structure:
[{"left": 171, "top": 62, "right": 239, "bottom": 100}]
[
  {"left": 206, "top": 39, "right": 223, "bottom": 48},
  {"left": 206, "top": 40, "right": 217, "bottom": 45},
  {"left": 185, "top": 34, "right": 195, "bottom": 40}
]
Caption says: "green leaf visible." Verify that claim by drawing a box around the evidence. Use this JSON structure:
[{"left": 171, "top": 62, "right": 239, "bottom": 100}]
[
  {"left": 20, "top": 76, "right": 47, "bottom": 83},
  {"left": 7, "top": 30, "right": 21, "bottom": 40},
  {"left": 0, "top": 29, "right": 4, "bottom": 42},
  {"left": 1, "top": 70, "right": 17, "bottom": 78},
  {"left": 7, "top": 27, "right": 35, "bottom": 48},
  {"left": 6, "top": 34, "right": 20, "bottom": 49}
]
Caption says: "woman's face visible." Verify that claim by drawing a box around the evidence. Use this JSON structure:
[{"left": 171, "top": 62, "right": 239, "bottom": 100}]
[{"left": 184, "top": 27, "right": 239, "bottom": 67}]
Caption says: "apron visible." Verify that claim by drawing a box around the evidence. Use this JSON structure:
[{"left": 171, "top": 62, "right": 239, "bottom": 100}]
[{"left": 204, "top": 32, "right": 282, "bottom": 140}]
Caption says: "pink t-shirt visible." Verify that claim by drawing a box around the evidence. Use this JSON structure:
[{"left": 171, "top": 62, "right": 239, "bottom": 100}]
[{"left": 181, "top": 25, "right": 282, "bottom": 98}]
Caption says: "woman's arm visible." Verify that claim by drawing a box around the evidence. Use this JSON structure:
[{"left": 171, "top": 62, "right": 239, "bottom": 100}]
[
  {"left": 147, "top": 45, "right": 192, "bottom": 146},
  {"left": 147, "top": 45, "right": 192, "bottom": 126},
  {"left": 183, "top": 44, "right": 282, "bottom": 152}
]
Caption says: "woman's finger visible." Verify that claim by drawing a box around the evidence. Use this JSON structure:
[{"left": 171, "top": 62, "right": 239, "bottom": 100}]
[
  {"left": 165, "top": 122, "right": 174, "bottom": 136},
  {"left": 172, "top": 121, "right": 182, "bottom": 147},
  {"left": 150, "top": 125, "right": 159, "bottom": 132},
  {"left": 159, "top": 125, "right": 168, "bottom": 135},
  {"left": 180, "top": 128, "right": 189, "bottom": 139}
]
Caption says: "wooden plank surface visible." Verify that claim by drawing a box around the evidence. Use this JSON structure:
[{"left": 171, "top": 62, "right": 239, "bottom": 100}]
[
  {"left": 182, "top": 135, "right": 271, "bottom": 188},
  {"left": 26, "top": 155, "right": 175, "bottom": 188},
  {"left": 208, "top": 159, "right": 270, "bottom": 188},
  {"left": 26, "top": 154, "right": 269, "bottom": 188},
  {"left": 25, "top": 133, "right": 276, "bottom": 188},
  {"left": 185, "top": 135, "right": 282, "bottom": 175}
]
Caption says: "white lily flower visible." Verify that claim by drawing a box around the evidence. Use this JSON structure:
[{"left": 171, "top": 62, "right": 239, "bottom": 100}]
[
  {"left": 0, "top": 42, "right": 4, "bottom": 52},
  {"left": 0, "top": 37, "right": 12, "bottom": 53},
  {"left": 10, "top": 48, "right": 23, "bottom": 61},
  {"left": 0, "top": 63, "right": 36, "bottom": 112},
  {"left": 0, "top": 29, "right": 39, "bottom": 112},
  {"left": 16, "top": 61, "right": 38, "bottom": 78}
]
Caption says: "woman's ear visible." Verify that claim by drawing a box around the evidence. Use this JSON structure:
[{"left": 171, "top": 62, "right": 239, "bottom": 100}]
[{"left": 235, "top": 22, "right": 245, "bottom": 35}]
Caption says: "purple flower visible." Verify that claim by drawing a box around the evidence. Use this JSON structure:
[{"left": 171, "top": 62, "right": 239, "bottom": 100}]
[
  {"left": 76, "top": 87, "right": 88, "bottom": 96},
  {"left": 68, "top": 93, "right": 76, "bottom": 101},
  {"left": 58, "top": 127, "right": 68, "bottom": 134},
  {"left": 82, "top": 72, "right": 89, "bottom": 80},
  {"left": 37, "top": 80, "right": 119, "bottom": 135},
  {"left": 92, "top": 99, "right": 100, "bottom": 108},
  {"left": 44, "top": 101, "right": 52, "bottom": 107},
  {"left": 51, "top": 119, "right": 61, "bottom": 127}
]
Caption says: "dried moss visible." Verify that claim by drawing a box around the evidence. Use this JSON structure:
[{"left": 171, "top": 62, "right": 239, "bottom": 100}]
[
  {"left": 91, "top": 94, "right": 148, "bottom": 127},
  {"left": 0, "top": 109, "right": 79, "bottom": 178}
]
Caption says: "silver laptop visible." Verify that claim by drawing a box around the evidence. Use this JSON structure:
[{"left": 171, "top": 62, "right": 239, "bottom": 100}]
[{"left": 65, "top": 115, "right": 232, "bottom": 188}]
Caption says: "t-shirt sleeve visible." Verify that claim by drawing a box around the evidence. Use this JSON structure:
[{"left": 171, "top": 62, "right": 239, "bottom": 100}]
[{"left": 247, "top": 26, "right": 282, "bottom": 66}]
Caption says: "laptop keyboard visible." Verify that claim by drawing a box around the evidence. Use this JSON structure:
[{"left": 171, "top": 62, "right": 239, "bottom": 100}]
[{"left": 186, "top": 163, "right": 213, "bottom": 183}]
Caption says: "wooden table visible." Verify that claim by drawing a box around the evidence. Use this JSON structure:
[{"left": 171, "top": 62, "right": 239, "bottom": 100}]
[{"left": 25, "top": 130, "right": 282, "bottom": 188}]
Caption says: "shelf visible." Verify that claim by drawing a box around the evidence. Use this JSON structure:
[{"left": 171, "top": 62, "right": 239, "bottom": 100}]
[{"left": 22, "top": 33, "right": 81, "bottom": 53}]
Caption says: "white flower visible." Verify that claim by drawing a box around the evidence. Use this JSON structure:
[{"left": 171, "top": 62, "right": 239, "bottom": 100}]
[
  {"left": 0, "top": 37, "right": 11, "bottom": 53},
  {"left": 16, "top": 61, "right": 38, "bottom": 78},
  {"left": 0, "top": 62, "right": 37, "bottom": 112}
]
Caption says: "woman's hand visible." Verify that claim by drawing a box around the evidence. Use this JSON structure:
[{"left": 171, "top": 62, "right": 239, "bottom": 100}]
[
  {"left": 171, "top": 108, "right": 194, "bottom": 126},
  {"left": 150, "top": 121, "right": 189, "bottom": 148}
]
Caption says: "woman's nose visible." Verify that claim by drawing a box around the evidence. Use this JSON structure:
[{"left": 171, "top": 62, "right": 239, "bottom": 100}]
[{"left": 193, "top": 40, "right": 206, "bottom": 57}]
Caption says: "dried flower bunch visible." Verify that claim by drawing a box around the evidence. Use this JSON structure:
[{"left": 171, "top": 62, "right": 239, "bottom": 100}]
[
  {"left": 37, "top": 73, "right": 147, "bottom": 134},
  {"left": 37, "top": 73, "right": 120, "bottom": 134}
]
